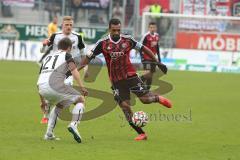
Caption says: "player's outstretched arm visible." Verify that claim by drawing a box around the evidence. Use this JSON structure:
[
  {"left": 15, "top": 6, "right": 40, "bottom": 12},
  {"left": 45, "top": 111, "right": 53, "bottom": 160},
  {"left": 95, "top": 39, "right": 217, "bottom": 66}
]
[
  {"left": 40, "top": 39, "right": 50, "bottom": 53},
  {"left": 78, "top": 56, "right": 91, "bottom": 71},
  {"left": 142, "top": 46, "right": 158, "bottom": 62},
  {"left": 142, "top": 45, "right": 168, "bottom": 74},
  {"left": 68, "top": 62, "right": 88, "bottom": 96}
]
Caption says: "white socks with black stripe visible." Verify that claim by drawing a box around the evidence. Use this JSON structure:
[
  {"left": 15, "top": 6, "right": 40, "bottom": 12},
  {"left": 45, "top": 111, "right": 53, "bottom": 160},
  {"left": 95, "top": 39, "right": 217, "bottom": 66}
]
[
  {"left": 45, "top": 103, "right": 84, "bottom": 137},
  {"left": 70, "top": 103, "right": 85, "bottom": 127}
]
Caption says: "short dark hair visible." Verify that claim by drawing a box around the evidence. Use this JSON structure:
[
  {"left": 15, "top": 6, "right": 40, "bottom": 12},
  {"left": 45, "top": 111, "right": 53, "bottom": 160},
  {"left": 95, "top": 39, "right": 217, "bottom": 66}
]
[
  {"left": 58, "top": 37, "right": 72, "bottom": 50},
  {"left": 109, "top": 18, "right": 121, "bottom": 28},
  {"left": 149, "top": 22, "right": 156, "bottom": 26}
]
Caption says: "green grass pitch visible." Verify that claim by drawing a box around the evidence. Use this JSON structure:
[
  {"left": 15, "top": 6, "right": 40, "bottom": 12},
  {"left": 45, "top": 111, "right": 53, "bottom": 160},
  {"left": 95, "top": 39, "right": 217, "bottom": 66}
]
[{"left": 0, "top": 60, "right": 239, "bottom": 160}]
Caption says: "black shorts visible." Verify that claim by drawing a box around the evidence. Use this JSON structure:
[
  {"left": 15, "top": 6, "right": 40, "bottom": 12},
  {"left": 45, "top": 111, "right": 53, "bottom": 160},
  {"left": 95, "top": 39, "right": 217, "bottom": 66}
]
[
  {"left": 142, "top": 60, "right": 157, "bottom": 72},
  {"left": 111, "top": 75, "right": 149, "bottom": 104}
]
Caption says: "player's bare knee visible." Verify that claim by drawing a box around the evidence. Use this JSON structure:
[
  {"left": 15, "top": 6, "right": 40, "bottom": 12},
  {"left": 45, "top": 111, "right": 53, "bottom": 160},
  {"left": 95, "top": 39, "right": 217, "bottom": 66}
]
[
  {"left": 56, "top": 103, "right": 64, "bottom": 109},
  {"left": 76, "top": 96, "right": 85, "bottom": 103}
]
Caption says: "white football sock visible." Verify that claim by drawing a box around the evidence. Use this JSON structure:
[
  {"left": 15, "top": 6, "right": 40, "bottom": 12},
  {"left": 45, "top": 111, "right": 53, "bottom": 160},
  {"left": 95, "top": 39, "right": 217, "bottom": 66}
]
[
  {"left": 70, "top": 103, "right": 85, "bottom": 127},
  {"left": 46, "top": 106, "right": 62, "bottom": 134}
]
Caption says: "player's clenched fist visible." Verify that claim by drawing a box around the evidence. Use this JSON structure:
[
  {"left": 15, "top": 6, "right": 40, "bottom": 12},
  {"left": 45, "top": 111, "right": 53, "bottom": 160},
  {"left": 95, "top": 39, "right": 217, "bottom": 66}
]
[
  {"left": 80, "top": 87, "right": 88, "bottom": 96},
  {"left": 42, "top": 39, "right": 50, "bottom": 46},
  {"left": 157, "top": 63, "right": 168, "bottom": 74}
]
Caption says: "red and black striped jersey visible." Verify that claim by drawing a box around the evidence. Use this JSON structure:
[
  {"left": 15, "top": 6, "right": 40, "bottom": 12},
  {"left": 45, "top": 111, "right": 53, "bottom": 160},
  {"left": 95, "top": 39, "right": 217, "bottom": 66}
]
[
  {"left": 88, "top": 34, "right": 143, "bottom": 83},
  {"left": 140, "top": 32, "right": 160, "bottom": 62}
]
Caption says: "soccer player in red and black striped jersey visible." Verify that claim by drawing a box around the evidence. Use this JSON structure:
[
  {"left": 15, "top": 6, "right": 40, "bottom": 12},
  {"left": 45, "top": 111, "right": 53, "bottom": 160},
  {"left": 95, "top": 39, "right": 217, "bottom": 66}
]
[
  {"left": 140, "top": 22, "right": 161, "bottom": 90},
  {"left": 80, "top": 18, "right": 172, "bottom": 141}
]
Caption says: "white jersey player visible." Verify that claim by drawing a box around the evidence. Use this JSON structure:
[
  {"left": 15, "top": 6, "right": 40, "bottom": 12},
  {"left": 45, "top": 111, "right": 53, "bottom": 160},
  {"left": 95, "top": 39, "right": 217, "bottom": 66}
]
[
  {"left": 43, "top": 16, "right": 86, "bottom": 85},
  {"left": 39, "top": 16, "right": 86, "bottom": 124},
  {"left": 45, "top": 31, "right": 85, "bottom": 85},
  {"left": 37, "top": 37, "right": 88, "bottom": 143}
]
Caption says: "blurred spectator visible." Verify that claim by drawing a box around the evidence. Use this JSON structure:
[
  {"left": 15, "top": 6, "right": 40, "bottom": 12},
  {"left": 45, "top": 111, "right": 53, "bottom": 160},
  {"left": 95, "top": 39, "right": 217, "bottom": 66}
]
[
  {"left": 89, "top": 10, "right": 101, "bottom": 24},
  {"left": 19, "top": 41, "right": 27, "bottom": 59},
  {"left": 112, "top": 2, "right": 123, "bottom": 23},
  {"left": 149, "top": 2, "right": 162, "bottom": 34},
  {"left": 125, "top": 0, "right": 134, "bottom": 26},
  {"left": 6, "top": 40, "right": 15, "bottom": 59},
  {"left": 209, "top": 0, "right": 217, "bottom": 15},
  {"left": 98, "top": 17, "right": 105, "bottom": 24},
  {"left": 1, "top": 1, "right": 13, "bottom": 17},
  {"left": 3, "top": 25, "right": 19, "bottom": 59},
  {"left": 30, "top": 43, "right": 38, "bottom": 60},
  {"left": 100, "top": 0, "right": 110, "bottom": 9},
  {"left": 45, "top": 0, "right": 61, "bottom": 22},
  {"left": 32, "top": 0, "right": 39, "bottom": 10},
  {"left": 48, "top": 16, "right": 58, "bottom": 37},
  {"left": 71, "top": 0, "right": 81, "bottom": 22},
  {"left": 149, "top": 3, "right": 162, "bottom": 14}
]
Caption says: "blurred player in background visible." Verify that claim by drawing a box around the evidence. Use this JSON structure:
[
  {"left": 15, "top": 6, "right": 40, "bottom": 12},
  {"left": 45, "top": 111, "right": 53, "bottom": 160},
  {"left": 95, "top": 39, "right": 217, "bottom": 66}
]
[
  {"left": 140, "top": 22, "right": 161, "bottom": 90},
  {"left": 39, "top": 16, "right": 87, "bottom": 124},
  {"left": 80, "top": 18, "right": 172, "bottom": 141},
  {"left": 37, "top": 37, "right": 88, "bottom": 143},
  {"left": 47, "top": 16, "right": 58, "bottom": 37}
]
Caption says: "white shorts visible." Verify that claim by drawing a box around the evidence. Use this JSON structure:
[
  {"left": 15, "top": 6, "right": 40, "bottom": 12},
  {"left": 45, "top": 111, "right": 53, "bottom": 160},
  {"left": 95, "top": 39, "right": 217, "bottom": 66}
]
[
  {"left": 38, "top": 83, "right": 80, "bottom": 107},
  {"left": 64, "top": 76, "right": 73, "bottom": 86}
]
